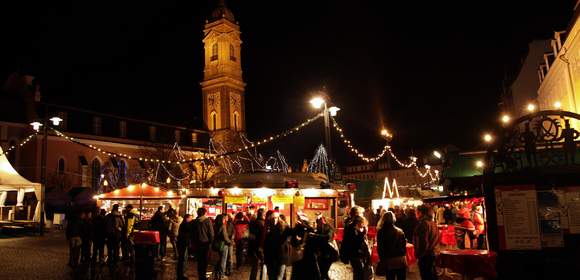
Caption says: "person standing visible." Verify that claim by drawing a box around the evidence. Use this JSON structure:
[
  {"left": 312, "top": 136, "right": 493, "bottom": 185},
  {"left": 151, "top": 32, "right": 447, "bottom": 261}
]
[
  {"left": 66, "top": 211, "right": 83, "bottom": 268},
  {"left": 315, "top": 213, "right": 336, "bottom": 280},
  {"left": 80, "top": 211, "right": 93, "bottom": 264},
  {"left": 248, "top": 208, "right": 266, "bottom": 280},
  {"left": 105, "top": 204, "right": 125, "bottom": 265},
  {"left": 264, "top": 212, "right": 291, "bottom": 280},
  {"left": 122, "top": 204, "right": 138, "bottom": 263},
  {"left": 233, "top": 212, "right": 250, "bottom": 269},
  {"left": 192, "top": 207, "right": 214, "bottom": 280},
  {"left": 225, "top": 213, "right": 235, "bottom": 275},
  {"left": 473, "top": 205, "right": 486, "bottom": 249},
  {"left": 413, "top": 205, "right": 440, "bottom": 280},
  {"left": 340, "top": 206, "right": 364, "bottom": 264},
  {"left": 176, "top": 214, "right": 193, "bottom": 280},
  {"left": 151, "top": 206, "right": 169, "bottom": 260},
  {"left": 401, "top": 208, "right": 418, "bottom": 244},
  {"left": 213, "top": 214, "right": 233, "bottom": 280},
  {"left": 377, "top": 211, "right": 407, "bottom": 280},
  {"left": 436, "top": 205, "right": 446, "bottom": 225},
  {"left": 350, "top": 216, "right": 373, "bottom": 280},
  {"left": 168, "top": 211, "right": 183, "bottom": 259},
  {"left": 92, "top": 208, "right": 107, "bottom": 264}
]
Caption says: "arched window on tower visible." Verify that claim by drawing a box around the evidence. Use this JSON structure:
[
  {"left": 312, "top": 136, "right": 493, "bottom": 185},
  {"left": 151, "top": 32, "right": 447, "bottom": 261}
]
[
  {"left": 7, "top": 140, "right": 17, "bottom": 165},
  {"left": 211, "top": 43, "right": 218, "bottom": 61},
  {"left": 91, "top": 159, "right": 101, "bottom": 191},
  {"left": 210, "top": 111, "right": 218, "bottom": 131},
  {"left": 58, "top": 158, "right": 65, "bottom": 175},
  {"left": 233, "top": 111, "right": 240, "bottom": 131},
  {"left": 230, "top": 44, "right": 236, "bottom": 61}
]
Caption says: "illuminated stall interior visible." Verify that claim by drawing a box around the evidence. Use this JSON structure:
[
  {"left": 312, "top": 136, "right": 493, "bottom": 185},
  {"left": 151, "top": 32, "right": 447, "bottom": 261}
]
[
  {"left": 95, "top": 183, "right": 183, "bottom": 220},
  {"left": 186, "top": 173, "right": 343, "bottom": 227}
]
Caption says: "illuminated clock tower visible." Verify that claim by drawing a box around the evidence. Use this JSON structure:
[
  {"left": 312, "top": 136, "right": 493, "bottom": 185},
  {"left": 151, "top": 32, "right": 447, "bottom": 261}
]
[{"left": 201, "top": 0, "right": 245, "bottom": 150}]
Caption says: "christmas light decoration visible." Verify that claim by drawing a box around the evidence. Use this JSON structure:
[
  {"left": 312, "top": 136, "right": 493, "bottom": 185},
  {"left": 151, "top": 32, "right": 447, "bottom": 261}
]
[
  {"left": 0, "top": 133, "right": 37, "bottom": 157},
  {"left": 308, "top": 144, "right": 330, "bottom": 178}
]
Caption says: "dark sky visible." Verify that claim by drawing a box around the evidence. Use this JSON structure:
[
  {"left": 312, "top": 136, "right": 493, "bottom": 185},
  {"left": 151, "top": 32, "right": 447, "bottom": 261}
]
[{"left": 1, "top": 0, "right": 576, "bottom": 166}]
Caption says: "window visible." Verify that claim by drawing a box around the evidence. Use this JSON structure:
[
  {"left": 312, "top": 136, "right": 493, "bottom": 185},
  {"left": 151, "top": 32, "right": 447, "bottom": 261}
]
[
  {"left": 93, "top": 117, "right": 102, "bottom": 135},
  {"left": 233, "top": 111, "right": 239, "bottom": 131},
  {"left": 7, "top": 140, "right": 17, "bottom": 165},
  {"left": 58, "top": 158, "right": 65, "bottom": 175},
  {"left": 119, "top": 121, "right": 127, "bottom": 138},
  {"left": 191, "top": 132, "right": 198, "bottom": 144},
  {"left": 210, "top": 111, "right": 218, "bottom": 131},
  {"left": 118, "top": 160, "right": 127, "bottom": 186},
  {"left": 149, "top": 126, "right": 157, "bottom": 142},
  {"left": 211, "top": 43, "right": 218, "bottom": 61},
  {"left": 91, "top": 159, "right": 101, "bottom": 191},
  {"left": 229, "top": 44, "right": 236, "bottom": 61},
  {"left": 174, "top": 130, "right": 181, "bottom": 143}
]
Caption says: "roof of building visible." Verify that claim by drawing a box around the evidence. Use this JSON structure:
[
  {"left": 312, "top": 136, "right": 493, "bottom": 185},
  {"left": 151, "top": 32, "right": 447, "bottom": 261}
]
[{"left": 209, "top": 0, "right": 235, "bottom": 23}]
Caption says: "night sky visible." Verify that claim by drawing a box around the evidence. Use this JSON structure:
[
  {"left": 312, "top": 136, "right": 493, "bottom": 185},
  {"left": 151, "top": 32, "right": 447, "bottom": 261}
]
[{"left": 1, "top": 0, "right": 575, "bottom": 166}]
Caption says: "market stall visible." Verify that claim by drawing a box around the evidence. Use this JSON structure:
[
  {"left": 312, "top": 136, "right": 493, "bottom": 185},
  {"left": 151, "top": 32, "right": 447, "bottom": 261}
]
[
  {"left": 0, "top": 147, "right": 42, "bottom": 223},
  {"left": 186, "top": 172, "right": 342, "bottom": 227},
  {"left": 96, "top": 184, "right": 182, "bottom": 220},
  {"left": 423, "top": 194, "right": 487, "bottom": 250}
]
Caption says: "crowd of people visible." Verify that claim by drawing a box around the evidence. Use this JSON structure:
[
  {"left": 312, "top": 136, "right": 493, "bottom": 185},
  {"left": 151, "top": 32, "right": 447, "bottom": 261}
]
[{"left": 64, "top": 202, "right": 479, "bottom": 280}]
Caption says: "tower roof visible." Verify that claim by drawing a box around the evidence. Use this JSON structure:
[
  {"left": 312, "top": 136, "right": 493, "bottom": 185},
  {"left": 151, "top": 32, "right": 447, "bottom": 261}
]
[{"left": 209, "top": 0, "right": 235, "bottom": 23}]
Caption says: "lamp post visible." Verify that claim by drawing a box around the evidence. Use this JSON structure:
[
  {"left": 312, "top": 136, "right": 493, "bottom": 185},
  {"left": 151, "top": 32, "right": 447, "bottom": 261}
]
[
  {"left": 309, "top": 96, "right": 340, "bottom": 178},
  {"left": 31, "top": 110, "right": 61, "bottom": 236}
]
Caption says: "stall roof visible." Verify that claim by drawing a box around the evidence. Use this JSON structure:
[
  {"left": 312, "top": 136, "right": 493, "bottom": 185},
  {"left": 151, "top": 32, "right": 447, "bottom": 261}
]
[
  {"left": 213, "top": 172, "right": 337, "bottom": 189},
  {"left": 99, "top": 184, "right": 181, "bottom": 200},
  {"left": 0, "top": 147, "right": 40, "bottom": 190},
  {"left": 422, "top": 193, "right": 485, "bottom": 203}
]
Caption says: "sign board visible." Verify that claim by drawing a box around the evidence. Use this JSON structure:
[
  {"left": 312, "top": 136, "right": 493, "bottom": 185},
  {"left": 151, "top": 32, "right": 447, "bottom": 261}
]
[
  {"left": 224, "top": 196, "right": 247, "bottom": 204},
  {"left": 271, "top": 195, "right": 293, "bottom": 204},
  {"left": 496, "top": 186, "right": 541, "bottom": 250},
  {"left": 251, "top": 196, "right": 268, "bottom": 203},
  {"left": 293, "top": 196, "right": 305, "bottom": 207}
]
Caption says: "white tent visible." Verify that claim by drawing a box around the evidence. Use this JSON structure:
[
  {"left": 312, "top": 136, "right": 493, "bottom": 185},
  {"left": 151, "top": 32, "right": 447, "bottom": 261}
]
[{"left": 0, "top": 146, "right": 42, "bottom": 222}]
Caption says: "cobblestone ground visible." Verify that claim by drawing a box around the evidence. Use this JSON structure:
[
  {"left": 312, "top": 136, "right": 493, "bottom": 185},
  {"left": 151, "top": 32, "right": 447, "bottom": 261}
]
[{"left": 0, "top": 230, "right": 426, "bottom": 280}]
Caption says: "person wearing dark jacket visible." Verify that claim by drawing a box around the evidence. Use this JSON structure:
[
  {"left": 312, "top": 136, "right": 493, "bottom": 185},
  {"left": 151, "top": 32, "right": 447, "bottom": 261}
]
[
  {"left": 213, "top": 214, "right": 233, "bottom": 280},
  {"left": 248, "top": 208, "right": 266, "bottom": 280},
  {"left": 377, "top": 211, "right": 407, "bottom": 280},
  {"left": 400, "top": 208, "right": 418, "bottom": 244},
  {"left": 225, "top": 213, "right": 235, "bottom": 275},
  {"left": 150, "top": 206, "right": 169, "bottom": 259},
  {"left": 192, "top": 207, "right": 214, "bottom": 280},
  {"left": 80, "top": 211, "right": 93, "bottom": 264},
  {"left": 264, "top": 211, "right": 292, "bottom": 280},
  {"left": 340, "top": 206, "right": 364, "bottom": 264},
  {"left": 350, "top": 216, "right": 373, "bottom": 280},
  {"left": 233, "top": 212, "right": 250, "bottom": 269},
  {"left": 92, "top": 208, "right": 107, "bottom": 264},
  {"left": 66, "top": 211, "right": 83, "bottom": 268},
  {"left": 315, "top": 214, "right": 336, "bottom": 280},
  {"left": 105, "top": 204, "right": 125, "bottom": 265},
  {"left": 413, "top": 205, "right": 440, "bottom": 280},
  {"left": 176, "top": 214, "right": 193, "bottom": 279}
]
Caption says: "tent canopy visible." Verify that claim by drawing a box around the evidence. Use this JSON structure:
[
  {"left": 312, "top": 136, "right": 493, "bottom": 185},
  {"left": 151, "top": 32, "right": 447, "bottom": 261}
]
[{"left": 0, "top": 146, "right": 42, "bottom": 221}]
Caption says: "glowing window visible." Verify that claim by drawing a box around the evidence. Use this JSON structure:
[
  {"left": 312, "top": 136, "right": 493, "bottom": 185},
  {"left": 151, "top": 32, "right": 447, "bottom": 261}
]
[
  {"left": 210, "top": 111, "right": 218, "bottom": 131},
  {"left": 211, "top": 43, "right": 218, "bottom": 61},
  {"left": 229, "top": 44, "right": 236, "bottom": 61}
]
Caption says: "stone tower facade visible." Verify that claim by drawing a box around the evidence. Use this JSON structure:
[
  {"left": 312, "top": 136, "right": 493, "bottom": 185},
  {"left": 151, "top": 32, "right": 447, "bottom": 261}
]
[{"left": 201, "top": 0, "right": 245, "bottom": 150}]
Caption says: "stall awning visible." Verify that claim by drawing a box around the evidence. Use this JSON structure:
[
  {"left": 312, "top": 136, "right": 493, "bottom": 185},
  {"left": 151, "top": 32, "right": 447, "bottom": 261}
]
[{"left": 99, "top": 184, "right": 181, "bottom": 200}]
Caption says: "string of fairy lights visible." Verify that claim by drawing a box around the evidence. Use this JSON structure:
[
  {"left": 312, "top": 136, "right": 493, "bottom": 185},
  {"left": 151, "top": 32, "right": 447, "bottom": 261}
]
[
  {"left": 331, "top": 116, "right": 440, "bottom": 182},
  {"left": 49, "top": 113, "right": 323, "bottom": 165},
  {"left": 0, "top": 133, "right": 37, "bottom": 157}
]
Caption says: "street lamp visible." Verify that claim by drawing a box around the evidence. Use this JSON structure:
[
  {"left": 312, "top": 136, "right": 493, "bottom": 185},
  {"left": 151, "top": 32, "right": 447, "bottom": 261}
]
[
  {"left": 433, "top": 150, "right": 442, "bottom": 159},
  {"left": 309, "top": 95, "right": 337, "bottom": 179},
  {"left": 554, "top": 101, "right": 562, "bottom": 109},
  {"left": 475, "top": 160, "right": 484, "bottom": 168},
  {"left": 31, "top": 111, "right": 61, "bottom": 235},
  {"left": 483, "top": 133, "right": 493, "bottom": 143},
  {"left": 501, "top": 114, "right": 511, "bottom": 125},
  {"left": 526, "top": 103, "right": 536, "bottom": 113}
]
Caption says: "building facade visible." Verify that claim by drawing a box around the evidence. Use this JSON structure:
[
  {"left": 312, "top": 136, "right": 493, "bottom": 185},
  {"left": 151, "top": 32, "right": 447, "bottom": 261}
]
[
  {"left": 343, "top": 160, "right": 441, "bottom": 187},
  {"left": 537, "top": 2, "right": 580, "bottom": 121},
  {"left": 201, "top": 0, "right": 246, "bottom": 150}
]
